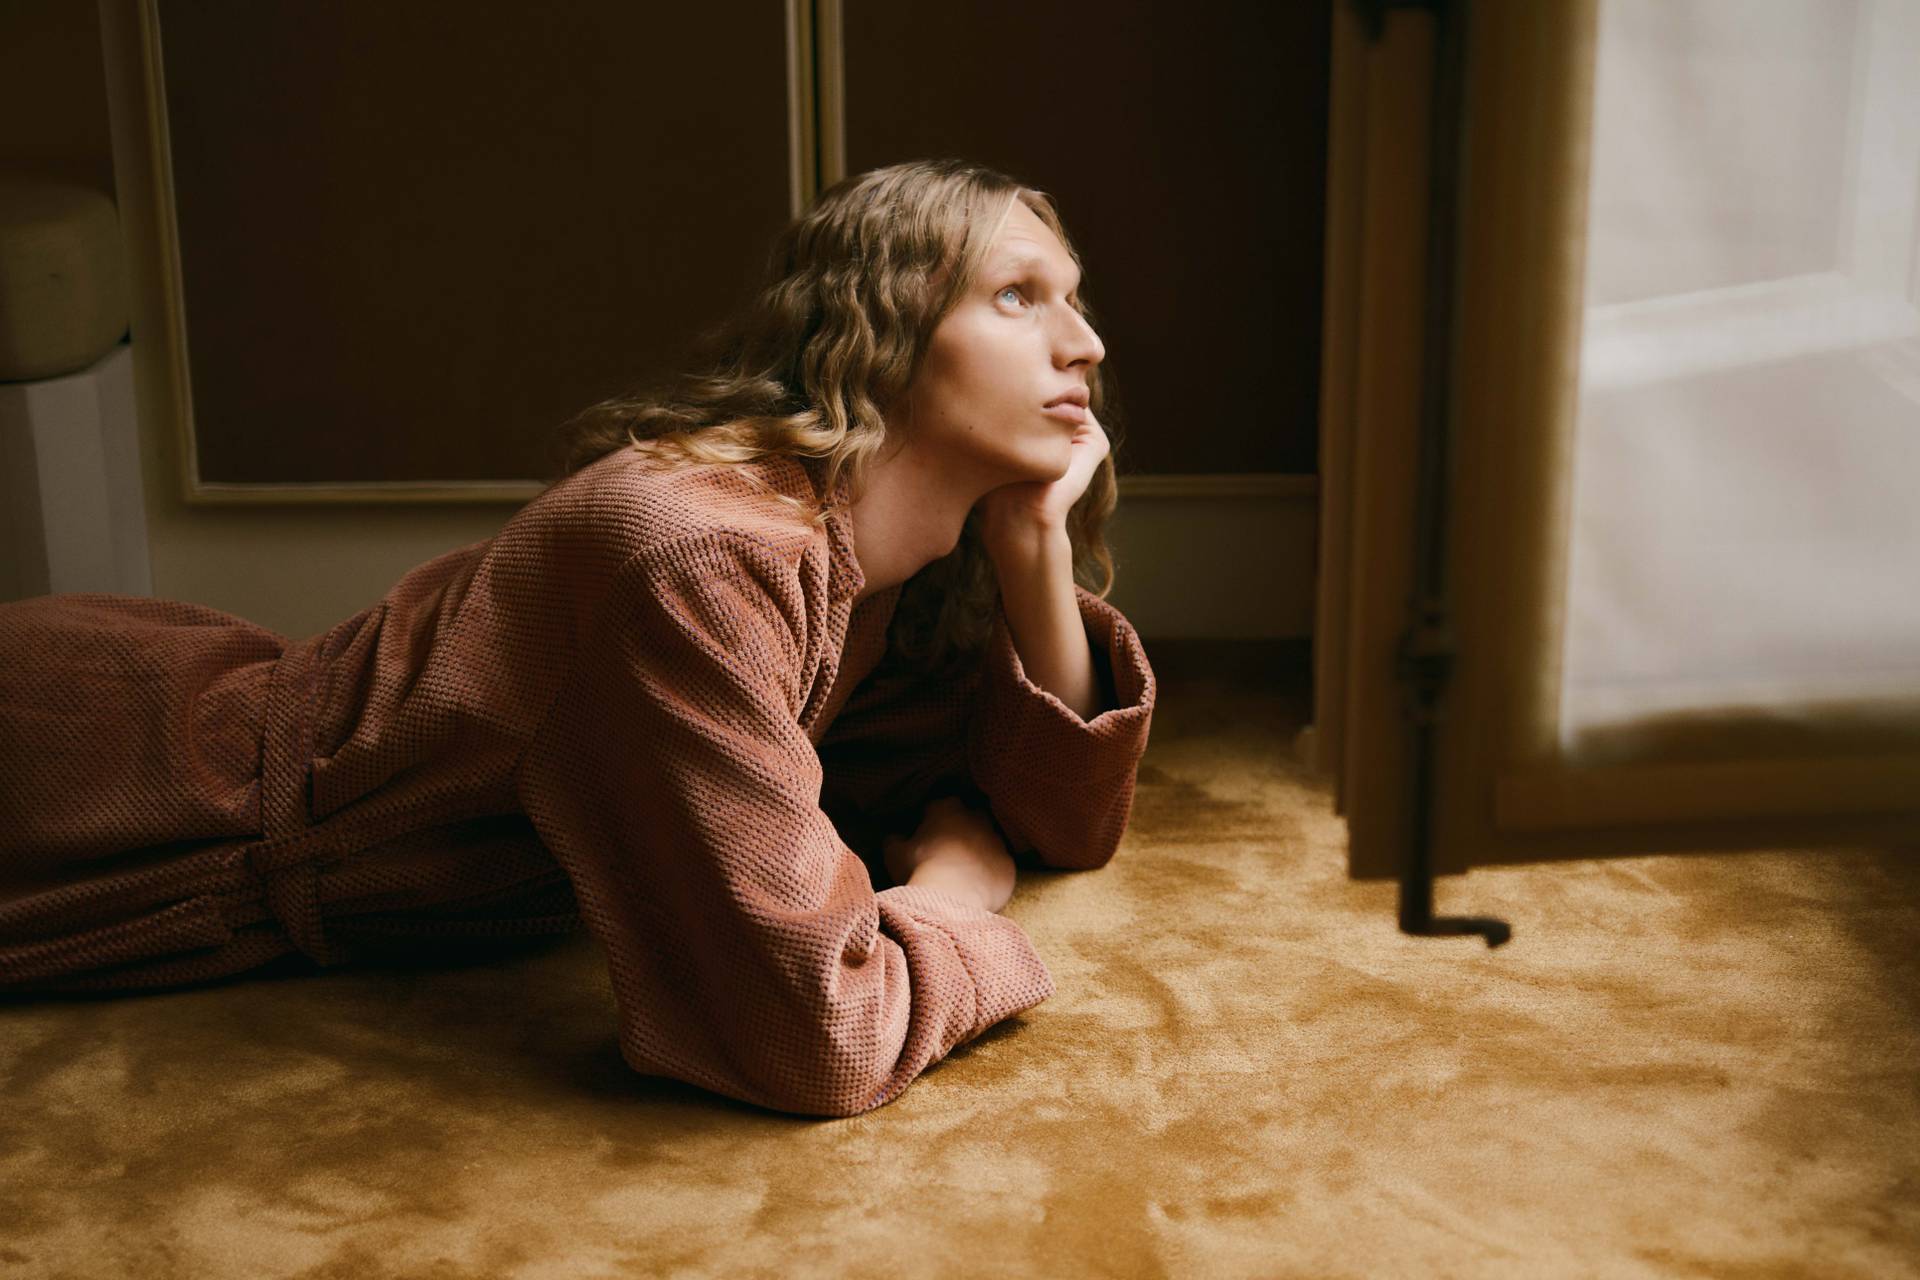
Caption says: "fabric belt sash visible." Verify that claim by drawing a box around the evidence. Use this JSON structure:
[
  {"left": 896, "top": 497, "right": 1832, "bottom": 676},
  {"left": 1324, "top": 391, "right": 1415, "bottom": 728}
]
[
  {"left": 248, "top": 632, "right": 337, "bottom": 966},
  {"left": 0, "top": 634, "right": 340, "bottom": 986}
]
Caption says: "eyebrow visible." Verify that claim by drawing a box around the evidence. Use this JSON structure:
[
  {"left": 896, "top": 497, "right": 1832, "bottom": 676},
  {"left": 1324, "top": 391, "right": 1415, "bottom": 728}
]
[{"left": 992, "top": 253, "right": 1082, "bottom": 295}]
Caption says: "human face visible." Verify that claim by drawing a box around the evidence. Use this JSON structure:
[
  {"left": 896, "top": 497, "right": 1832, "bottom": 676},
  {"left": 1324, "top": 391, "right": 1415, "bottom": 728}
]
[{"left": 895, "top": 199, "right": 1106, "bottom": 482}]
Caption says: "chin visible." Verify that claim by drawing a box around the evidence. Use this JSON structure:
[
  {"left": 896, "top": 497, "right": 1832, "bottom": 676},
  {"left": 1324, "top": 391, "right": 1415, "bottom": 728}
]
[
  {"left": 974, "top": 431, "right": 1071, "bottom": 486},
  {"left": 1021, "top": 428, "right": 1075, "bottom": 470}
]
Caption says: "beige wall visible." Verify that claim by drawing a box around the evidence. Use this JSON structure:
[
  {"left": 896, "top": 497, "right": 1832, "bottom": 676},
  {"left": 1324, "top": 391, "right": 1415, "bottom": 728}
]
[{"left": 135, "top": 489, "right": 518, "bottom": 642}]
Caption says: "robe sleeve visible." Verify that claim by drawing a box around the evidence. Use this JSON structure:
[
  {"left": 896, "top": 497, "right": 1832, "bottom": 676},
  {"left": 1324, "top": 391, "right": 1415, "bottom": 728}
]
[
  {"left": 966, "top": 585, "right": 1156, "bottom": 869},
  {"left": 515, "top": 531, "right": 1055, "bottom": 1118},
  {"left": 817, "top": 583, "right": 1156, "bottom": 875}
]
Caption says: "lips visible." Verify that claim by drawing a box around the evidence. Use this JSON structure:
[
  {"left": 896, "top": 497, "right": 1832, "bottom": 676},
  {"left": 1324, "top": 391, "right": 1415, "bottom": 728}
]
[{"left": 1044, "top": 388, "right": 1090, "bottom": 409}]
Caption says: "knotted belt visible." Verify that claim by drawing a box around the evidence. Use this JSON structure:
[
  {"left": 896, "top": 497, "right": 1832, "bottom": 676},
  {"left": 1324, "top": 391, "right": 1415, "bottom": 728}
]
[
  {"left": 3, "top": 631, "right": 577, "bottom": 991},
  {"left": 0, "top": 633, "right": 343, "bottom": 988},
  {"left": 246, "top": 631, "right": 339, "bottom": 966}
]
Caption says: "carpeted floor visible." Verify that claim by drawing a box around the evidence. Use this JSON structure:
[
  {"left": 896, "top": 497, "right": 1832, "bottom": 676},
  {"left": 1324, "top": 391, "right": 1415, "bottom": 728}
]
[{"left": 2, "top": 642, "right": 1917, "bottom": 1279}]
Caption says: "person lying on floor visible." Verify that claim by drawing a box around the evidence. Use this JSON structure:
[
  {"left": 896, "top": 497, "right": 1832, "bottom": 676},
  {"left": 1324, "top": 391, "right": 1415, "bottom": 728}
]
[{"left": 0, "top": 156, "right": 1157, "bottom": 1118}]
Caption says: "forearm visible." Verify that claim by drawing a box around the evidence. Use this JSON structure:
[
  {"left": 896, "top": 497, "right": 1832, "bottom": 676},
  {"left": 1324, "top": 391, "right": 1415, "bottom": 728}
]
[{"left": 985, "top": 524, "right": 1107, "bottom": 722}]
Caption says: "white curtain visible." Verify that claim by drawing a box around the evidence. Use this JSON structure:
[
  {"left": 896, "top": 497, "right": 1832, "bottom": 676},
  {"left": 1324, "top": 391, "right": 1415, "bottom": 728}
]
[{"left": 1560, "top": 0, "right": 1920, "bottom": 764}]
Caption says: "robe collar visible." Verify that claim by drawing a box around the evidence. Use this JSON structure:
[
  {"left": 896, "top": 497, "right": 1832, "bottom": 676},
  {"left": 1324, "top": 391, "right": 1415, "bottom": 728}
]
[{"left": 791, "top": 454, "right": 865, "bottom": 604}]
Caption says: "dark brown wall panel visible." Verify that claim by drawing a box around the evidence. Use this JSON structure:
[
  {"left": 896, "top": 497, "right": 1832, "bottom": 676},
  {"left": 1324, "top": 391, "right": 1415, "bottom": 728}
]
[
  {"left": 842, "top": 0, "right": 1329, "bottom": 476},
  {"left": 157, "top": 0, "right": 790, "bottom": 486}
]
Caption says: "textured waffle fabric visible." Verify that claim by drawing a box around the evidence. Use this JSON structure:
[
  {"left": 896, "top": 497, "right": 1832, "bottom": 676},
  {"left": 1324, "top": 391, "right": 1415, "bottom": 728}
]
[{"left": 0, "top": 449, "right": 1156, "bottom": 1116}]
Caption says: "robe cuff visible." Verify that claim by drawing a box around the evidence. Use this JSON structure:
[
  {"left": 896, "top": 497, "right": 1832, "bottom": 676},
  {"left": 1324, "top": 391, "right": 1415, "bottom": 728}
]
[
  {"left": 872, "top": 884, "right": 1057, "bottom": 1043},
  {"left": 965, "top": 585, "right": 1156, "bottom": 869}
]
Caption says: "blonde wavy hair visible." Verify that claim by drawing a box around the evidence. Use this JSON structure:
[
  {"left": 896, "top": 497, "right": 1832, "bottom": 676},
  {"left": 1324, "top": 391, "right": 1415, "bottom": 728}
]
[{"left": 548, "top": 157, "right": 1126, "bottom": 678}]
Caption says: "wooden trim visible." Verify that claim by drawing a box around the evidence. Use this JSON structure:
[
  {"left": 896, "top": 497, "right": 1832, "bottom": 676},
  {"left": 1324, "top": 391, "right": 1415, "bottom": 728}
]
[
  {"left": 98, "top": 469, "right": 1307, "bottom": 510},
  {"left": 786, "top": 0, "right": 817, "bottom": 216},
  {"left": 166, "top": 471, "right": 1317, "bottom": 509},
  {"left": 814, "top": 0, "right": 845, "bottom": 188},
  {"left": 1118, "top": 473, "right": 1318, "bottom": 500},
  {"left": 1420, "top": 0, "right": 1600, "bottom": 874},
  {"left": 1347, "top": 806, "right": 1920, "bottom": 878},
  {"left": 1334, "top": 7, "right": 1436, "bottom": 874},
  {"left": 1310, "top": 0, "right": 1370, "bottom": 798},
  {"left": 140, "top": 0, "right": 194, "bottom": 511},
  {"left": 1495, "top": 756, "right": 1920, "bottom": 831},
  {"left": 180, "top": 480, "right": 544, "bottom": 505},
  {"left": 100, "top": 0, "right": 199, "bottom": 508}
]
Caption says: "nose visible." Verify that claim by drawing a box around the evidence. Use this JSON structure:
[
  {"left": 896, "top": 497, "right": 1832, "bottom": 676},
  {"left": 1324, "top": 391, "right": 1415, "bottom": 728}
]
[{"left": 1056, "top": 305, "right": 1105, "bottom": 370}]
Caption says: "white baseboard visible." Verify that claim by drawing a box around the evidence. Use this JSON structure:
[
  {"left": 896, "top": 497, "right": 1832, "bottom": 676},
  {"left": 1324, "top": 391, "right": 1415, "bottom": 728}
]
[{"left": 1110, "top": 473, "right": 1319, "bottom": 641}]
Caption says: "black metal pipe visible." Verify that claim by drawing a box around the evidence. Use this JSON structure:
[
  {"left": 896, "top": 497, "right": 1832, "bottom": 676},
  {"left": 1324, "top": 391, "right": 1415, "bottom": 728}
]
[{"left": 1366, "top": 0, "right": 1512, "bottom": 947}]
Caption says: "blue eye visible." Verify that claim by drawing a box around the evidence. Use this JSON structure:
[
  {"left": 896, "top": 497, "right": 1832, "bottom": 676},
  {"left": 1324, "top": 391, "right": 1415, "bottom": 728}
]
[{"left": 997, "top": 285, "right": 1025, "bottom": 306}]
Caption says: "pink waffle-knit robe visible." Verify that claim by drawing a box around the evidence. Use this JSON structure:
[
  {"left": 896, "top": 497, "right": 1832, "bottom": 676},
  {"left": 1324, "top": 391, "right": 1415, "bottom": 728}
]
[{"left": 0, "top": 450, "right": 1156, "bottom": 1117}]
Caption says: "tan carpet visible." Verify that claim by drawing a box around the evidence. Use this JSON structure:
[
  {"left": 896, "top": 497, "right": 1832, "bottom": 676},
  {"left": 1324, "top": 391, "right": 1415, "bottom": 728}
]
[{"left": 3, "top": 644, "right": 1917, "bottom": 1279}]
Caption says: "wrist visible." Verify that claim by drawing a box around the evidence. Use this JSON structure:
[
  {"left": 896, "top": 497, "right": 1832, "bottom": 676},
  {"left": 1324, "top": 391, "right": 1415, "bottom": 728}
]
[{"left": 983, "top": 520, "right": 1071, "bottom": 570}]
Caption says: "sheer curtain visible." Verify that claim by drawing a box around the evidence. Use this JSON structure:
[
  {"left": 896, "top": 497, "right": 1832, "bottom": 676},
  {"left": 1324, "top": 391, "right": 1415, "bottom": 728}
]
[{"left": 1560, "top": 0, "right": 1920, "bottom": 767}]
